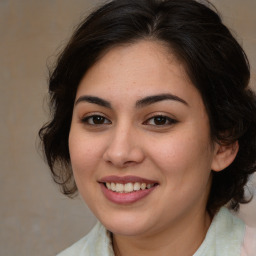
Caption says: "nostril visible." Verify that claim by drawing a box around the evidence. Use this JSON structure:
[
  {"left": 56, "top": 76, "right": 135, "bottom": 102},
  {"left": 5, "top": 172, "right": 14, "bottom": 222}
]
[{"left": 123, "top": 160, "right": 137, "bottom": 167}]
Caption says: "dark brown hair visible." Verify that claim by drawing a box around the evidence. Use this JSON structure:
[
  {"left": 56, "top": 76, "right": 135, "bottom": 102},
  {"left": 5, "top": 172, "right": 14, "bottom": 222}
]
[{"left": 39, "top": 0, "right": 256, "bottom": 216}]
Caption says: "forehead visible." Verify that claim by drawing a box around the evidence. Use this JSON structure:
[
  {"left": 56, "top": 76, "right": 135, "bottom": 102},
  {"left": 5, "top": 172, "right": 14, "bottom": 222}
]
[{"left": 76, "top": 40, "right": 201, "bottom": 107}]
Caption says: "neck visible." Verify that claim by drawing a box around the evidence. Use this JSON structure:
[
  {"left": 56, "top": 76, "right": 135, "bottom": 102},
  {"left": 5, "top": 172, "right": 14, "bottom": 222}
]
[{"left": 112, "top": 209, "right": 211, "bottom": 256}]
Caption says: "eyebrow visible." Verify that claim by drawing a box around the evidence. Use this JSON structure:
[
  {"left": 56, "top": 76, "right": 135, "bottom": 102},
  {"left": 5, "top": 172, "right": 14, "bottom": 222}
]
[
  {"left": 75, "top": 93, "right": 188, "bottom": 109},
  {"left": 75, "top": 96, "right": 112, "bottom": 108},
  {"left": 135, "top": 93, "right": 188, "bottom": 108}
]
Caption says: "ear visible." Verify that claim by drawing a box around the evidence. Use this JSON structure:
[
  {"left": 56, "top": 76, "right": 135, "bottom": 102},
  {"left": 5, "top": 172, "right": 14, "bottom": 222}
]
[{"left": 211, "top": 141, "right": 239, "bottom": 172}]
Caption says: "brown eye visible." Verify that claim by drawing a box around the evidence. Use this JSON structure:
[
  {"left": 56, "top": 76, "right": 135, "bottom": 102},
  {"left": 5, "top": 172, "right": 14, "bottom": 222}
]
[
  {"left": 144, "top": 115, "right": 177, "bottom": 126},
  {"left": 82, "top": 115, "right": 111, "bottom": 125},
  {"left": 92, "top": 116, "right": 105, "bottom": 124},
  {"left": 154, "top": 116, "right": 168, "bottom": 125}
]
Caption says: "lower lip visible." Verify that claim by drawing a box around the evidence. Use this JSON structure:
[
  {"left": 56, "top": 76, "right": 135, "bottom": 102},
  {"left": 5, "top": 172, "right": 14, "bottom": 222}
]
[{"left": 100, "top": 183, "right": 157, "bottom": 204}]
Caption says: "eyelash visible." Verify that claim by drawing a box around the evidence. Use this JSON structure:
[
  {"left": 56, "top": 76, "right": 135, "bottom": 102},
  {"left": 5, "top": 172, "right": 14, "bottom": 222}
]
[{"left": 81, "top": 114, "right": 177, "bottom": 127}]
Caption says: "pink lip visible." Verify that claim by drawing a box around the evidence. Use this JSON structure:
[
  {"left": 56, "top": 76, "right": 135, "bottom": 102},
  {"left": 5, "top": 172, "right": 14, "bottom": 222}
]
[{"left": 98, "top": 175, "right": 159, "bottom": 205}]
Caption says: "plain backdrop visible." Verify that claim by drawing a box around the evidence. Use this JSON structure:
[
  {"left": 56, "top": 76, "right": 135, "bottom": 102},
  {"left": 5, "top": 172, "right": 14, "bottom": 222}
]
[{"left": 1, "top": 0, "right": 255, "bottom": 255}]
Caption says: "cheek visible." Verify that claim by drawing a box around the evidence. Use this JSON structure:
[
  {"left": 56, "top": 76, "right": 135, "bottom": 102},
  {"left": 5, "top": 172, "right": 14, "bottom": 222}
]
[
  {"left": 68, "top": 129, "right": 104, "bottom": 179},
  {"left": 148, "top": 128, "right": 213, "bottom": 183}
]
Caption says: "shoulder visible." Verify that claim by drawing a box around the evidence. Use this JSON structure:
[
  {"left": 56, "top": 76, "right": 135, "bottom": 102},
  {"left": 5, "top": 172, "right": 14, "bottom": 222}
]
[
  {"left": 203, "top": 207, "right": 256, "bottom": 256},
  {"left": 57, "top": 222, "right": 114, "bottom": 256},
  {"left": 195, "top": 207, "right": 246, "bottom": 256}
]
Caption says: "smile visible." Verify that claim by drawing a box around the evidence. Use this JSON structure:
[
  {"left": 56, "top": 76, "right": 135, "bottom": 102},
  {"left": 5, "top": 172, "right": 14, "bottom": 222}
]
[
  {"left": 105, "top": 182, "right": 155, "bottom": 193},
  {"left": 99, "top": 176, "right": 159, "bottom": 204}
]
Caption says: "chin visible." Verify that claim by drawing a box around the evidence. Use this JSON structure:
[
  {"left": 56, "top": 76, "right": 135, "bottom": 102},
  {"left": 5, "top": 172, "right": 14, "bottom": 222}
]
[{"left": 99, "top": 213, "right": 153, "bottom": 237}]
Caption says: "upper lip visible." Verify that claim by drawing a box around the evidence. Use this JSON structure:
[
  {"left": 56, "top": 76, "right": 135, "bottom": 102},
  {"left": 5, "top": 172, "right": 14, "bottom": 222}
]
[{"left": 98, "top": 175, "right": 158, "bottom": 184}]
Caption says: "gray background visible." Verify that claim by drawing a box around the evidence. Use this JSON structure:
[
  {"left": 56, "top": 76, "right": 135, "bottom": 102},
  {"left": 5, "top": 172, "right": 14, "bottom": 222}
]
[{"left": 1, "top": 0, "right": 255, "bottom": 255}]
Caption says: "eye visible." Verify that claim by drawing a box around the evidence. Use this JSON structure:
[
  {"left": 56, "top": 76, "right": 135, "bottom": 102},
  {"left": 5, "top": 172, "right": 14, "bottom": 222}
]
[
  {"left": 144, "top": 115, "right": 177, "bottom": 126},
  {"left": 82, "top": 115, "right": 111, "bottom": 125}
]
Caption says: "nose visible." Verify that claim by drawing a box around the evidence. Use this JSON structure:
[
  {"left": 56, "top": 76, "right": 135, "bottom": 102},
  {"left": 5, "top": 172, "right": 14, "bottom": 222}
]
[{"left": 103, "top": 125, "right": 145, "bottom": 168}]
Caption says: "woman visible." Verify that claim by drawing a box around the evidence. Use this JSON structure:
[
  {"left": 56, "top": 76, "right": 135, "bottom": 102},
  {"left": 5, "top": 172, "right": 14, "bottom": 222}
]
[{"left": 39, "top": 0, "right": 256, "bottom": 255}]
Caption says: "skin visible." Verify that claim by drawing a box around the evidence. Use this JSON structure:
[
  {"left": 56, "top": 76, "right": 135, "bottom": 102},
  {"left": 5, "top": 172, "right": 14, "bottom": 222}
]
[{"left": 68, "top": 40, "right": 235, "bottom": 255}]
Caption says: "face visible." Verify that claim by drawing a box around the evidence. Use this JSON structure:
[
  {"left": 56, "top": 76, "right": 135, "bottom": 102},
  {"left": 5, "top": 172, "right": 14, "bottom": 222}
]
[{"left": 69, "top": 41, "right": 219, "bottom": 237}]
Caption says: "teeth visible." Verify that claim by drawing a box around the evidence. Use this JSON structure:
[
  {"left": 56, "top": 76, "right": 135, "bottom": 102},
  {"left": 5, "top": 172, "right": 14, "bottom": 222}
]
[
  {"left": 111, "top": 182, "right": 116, "bottom": 191},
  {"left": 141, "top": 183, "right": 146, "bottom": 190},
  {"left": 134, "top": 182, "right": 140, "bottom": 191},
  {"left": 124, "top": 183, "right": 133, "bottom": 193},
  {"left": 147, "top": 183, "right": 153, "bottom": 189},
  {"left": 106, "top": 183, "right": 111, "bottom": 189},
  {"left": 115, "top": 183, "right": 124, "bottom": 192},
  {"left": 105, "top": 182, "right": 155, "bottom": 193}
]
